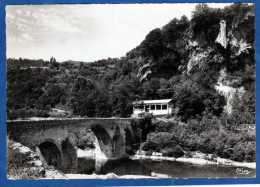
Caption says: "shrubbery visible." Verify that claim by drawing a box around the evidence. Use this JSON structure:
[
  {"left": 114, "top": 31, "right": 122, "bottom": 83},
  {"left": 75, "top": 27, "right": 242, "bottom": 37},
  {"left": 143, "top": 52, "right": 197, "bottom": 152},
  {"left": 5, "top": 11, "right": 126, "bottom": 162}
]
[
  {"left": 8, "top": 108, "right": 50, "bottom": 120},
  {"left": 141, "top": 141, "right": 158, "bottom": 152},
  {"left": 75, "top": 129, "right": 96, "bottom": 149},
  {"left": 141, "top": 118, "right": 255, "bottom": 162},
  {"left": 162, "top": 145, "right": 184, "bottom": 158}
]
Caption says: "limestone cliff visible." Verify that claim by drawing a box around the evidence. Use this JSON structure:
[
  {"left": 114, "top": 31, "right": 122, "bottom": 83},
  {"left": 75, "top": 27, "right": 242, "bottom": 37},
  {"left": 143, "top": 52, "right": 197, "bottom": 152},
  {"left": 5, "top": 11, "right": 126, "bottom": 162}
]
[
  {"left": 215, "top": 20, "right": 227, "bottom": 48},
  {"left": 214, "top": 68, "right": 245, "bottom": 114}
]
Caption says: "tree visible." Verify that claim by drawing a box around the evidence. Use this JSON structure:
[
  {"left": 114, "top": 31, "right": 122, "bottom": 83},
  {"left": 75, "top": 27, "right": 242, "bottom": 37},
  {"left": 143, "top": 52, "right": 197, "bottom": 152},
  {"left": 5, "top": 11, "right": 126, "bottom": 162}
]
[
  {"left": 111, "top": 83, "right": 133, "bottom": 117},
  {"left": 140, "top": 28, "right": 164, "bottom": 59},
  {"left": 39, "top": 84, "right": 65, "bottom": 108},
  {"left": 70, "top": 76, "right": 96, "bottom": 116},
  {"left": 49, "top": 56, "right": 59, "bottom": 69},
  {"left": 192, "top": 4, "right": 210, "bottom": 17},
  {"left": 191, "top": 4, "right": 222, "bottom": 45},
  {"left": 228, "top": 89, "right": 255, "bottom": 128},
  {"left": 172, "top": 79, "right": 224, "bottom": 121}
]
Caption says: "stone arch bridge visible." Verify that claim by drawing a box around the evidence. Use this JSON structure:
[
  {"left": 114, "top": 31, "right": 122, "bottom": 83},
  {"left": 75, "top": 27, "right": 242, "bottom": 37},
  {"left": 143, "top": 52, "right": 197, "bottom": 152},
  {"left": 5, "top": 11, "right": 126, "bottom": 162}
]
[{"left": 7, "top": 118, "right": 145, "bottom": 173}]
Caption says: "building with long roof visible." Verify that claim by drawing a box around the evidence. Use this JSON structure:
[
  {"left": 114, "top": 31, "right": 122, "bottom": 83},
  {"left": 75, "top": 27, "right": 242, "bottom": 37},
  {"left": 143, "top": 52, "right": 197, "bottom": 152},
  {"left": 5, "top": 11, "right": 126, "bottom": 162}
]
[{"left": 132, "top": 99, "right": 173, "bottom": 117}]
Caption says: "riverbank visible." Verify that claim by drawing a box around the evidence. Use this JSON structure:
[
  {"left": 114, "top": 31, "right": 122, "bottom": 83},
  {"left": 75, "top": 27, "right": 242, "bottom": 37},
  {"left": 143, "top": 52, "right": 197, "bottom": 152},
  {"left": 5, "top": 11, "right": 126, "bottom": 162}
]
[
  {"left": 65, "top": 173, "right": 157, "bottom": 179},
  {"left": 42, "top": 171, "right": 159, "bottom": 179},
  {"left": 131, "top": 151, "right": 256, "bottom": 169}
]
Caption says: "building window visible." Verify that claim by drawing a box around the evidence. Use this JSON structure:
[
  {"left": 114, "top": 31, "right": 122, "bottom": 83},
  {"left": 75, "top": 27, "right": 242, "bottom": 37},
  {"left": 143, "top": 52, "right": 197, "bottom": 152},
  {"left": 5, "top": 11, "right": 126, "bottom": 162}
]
[
  {"left": 134, "top": 104, "right": 144, "bottom": 110},
  {"left": 156, "top": 105, "right": 161, "bottom": 110},
  {"left": 145, "top": 105, "right": 149, "bottom": 112},
  {"left": 162, "top": 105, "right": 167, "bottom": 110},
  {"left": 150, "top": 105, "right": 155, "bottom": 110}
]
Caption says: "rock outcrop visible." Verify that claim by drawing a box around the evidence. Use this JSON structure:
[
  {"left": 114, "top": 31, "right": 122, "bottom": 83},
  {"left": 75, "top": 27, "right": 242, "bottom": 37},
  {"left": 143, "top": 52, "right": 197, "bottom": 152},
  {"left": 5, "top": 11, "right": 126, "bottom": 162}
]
[
  {"left": 8, "top": 139, "right": 46, "bottom": 179},
  {"left": 215, "top": 20, "right": 227, "bottom": 48},
  {"left": 186, "top": 47, "right": 224, "bottom": 75},
  {"left": 229, "top": 32, "right": 252, "bottom": 57},
  {"left": 137, "top": 62, "right": 152, "bottom": 82},
  {"left": 214, "top": 68, "right": 245, "bottom": 114}
]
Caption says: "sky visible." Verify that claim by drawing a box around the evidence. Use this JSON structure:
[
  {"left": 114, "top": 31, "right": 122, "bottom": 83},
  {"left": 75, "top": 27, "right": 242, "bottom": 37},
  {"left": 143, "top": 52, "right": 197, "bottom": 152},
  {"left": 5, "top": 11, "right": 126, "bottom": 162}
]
[{"left": 6, "top": 3, "right": 233, "bottom": 62}]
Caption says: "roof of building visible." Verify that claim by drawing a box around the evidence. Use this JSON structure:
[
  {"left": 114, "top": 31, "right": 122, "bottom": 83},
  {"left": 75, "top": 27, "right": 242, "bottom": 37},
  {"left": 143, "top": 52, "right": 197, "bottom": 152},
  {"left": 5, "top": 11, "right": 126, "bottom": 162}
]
[{"left": 133, "top": 99, "right": 172, "bottom": 105}]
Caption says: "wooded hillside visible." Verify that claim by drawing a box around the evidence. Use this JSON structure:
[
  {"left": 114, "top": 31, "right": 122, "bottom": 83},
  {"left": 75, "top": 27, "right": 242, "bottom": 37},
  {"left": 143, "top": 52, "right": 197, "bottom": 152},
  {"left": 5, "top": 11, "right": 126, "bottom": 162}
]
[{"left": 7, "top": 4, "right": 255, "bottom": 126}]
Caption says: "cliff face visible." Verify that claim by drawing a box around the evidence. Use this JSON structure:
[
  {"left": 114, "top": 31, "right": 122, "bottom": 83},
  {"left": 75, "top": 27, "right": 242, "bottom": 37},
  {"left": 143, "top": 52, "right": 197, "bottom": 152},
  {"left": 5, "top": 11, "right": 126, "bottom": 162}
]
[
  {"left": 214, "top": 68, "right": 245, "bottom": 114},
  {"left": 127, "top": 4, "right": 255, "bottom": 118},
  {"left": 128, "top": 4, "right": 254, "bottom": 78}
]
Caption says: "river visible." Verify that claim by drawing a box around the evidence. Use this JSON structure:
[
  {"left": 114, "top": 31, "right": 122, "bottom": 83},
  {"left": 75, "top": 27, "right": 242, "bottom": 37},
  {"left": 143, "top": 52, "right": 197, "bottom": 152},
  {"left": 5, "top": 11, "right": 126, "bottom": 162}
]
[{"left": 97, "top": 158, "right": 255, "bottom": 178}]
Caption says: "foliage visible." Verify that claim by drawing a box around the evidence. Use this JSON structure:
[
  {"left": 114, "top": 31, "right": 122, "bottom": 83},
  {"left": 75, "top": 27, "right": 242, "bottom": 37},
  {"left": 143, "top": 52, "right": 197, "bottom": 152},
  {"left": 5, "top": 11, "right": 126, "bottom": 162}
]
[
  {"left": 76, "top": 129, "right": 96, "bottom": 149},
  {"left": 141, "top": 117, "right": 255, "bottom": 162},
  {"left": 191, "top": 4, "right": 222, "bottom": 46},
  {"left": 162, "top": 145, "right": 184, "bottom": 158},
  {"left": 172, "top": 79, "right": 225, "bottom": 121},
  {"left": 141, "top": 141, "right": 158, "bottom": 152}
]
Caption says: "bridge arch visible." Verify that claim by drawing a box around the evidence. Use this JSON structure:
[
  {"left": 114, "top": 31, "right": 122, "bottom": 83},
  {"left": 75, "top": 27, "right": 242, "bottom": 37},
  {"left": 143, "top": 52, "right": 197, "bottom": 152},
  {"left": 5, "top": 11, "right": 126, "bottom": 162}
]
[
  {"left": 91, "top": 124, "right": 113, "bottom": 157},
  {"left": 37, "top": 138, "right": 77, "bottom": 173},
  {"left": 38, "top": 141, "right": 62, "bottom": 170}
]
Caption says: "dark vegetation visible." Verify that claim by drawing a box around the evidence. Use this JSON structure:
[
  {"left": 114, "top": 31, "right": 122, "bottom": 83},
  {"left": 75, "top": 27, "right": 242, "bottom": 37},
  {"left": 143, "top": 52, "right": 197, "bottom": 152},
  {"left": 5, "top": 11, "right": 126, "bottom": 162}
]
[
  {"left": 141, "top": 116, "right": 255, "bottom": 162},
  {"left": 7, "top": 4, "right": 255, "bottom": 162}
]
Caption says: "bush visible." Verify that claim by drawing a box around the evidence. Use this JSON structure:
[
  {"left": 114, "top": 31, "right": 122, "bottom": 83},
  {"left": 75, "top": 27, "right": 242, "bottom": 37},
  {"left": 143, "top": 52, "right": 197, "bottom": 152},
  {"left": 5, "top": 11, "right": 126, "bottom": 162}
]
[
  {"left": 145, "top": 150, "right": 153, "bottom": 156},
  {"left": 141, "top": 141, "right": 158, "bottom": 151},
  {"left": 162, "top": 145, "right": 184, "bottom": 158},
  {"left": 185, "top": 150, "right": 193, "bottom": 158},
  {"left": 223, "top": 148, "right": 234, "bottom": 158},
  {"left": 225, "top": 134, "right": 241, "bottom": 147},
  {"left": 146, "top": 132, "right": 173, "bottom": 147},
  {"left": 149, "top": 117, "right": 255, "bottom": 162},
  {"left": 76, "top": 130, "right": 96, "bottom": 149},
  {"left": 8, "top": 108, "right": 50, "bottom": 119},
  {"left": 163, "top": 140, "right": 178, "bottom": 149},
  {"left": 173, "top": 145, "right": 185, "bottom": 158},
  {"left": 244, "top": 141, "right": 255, "bottom": 162},
  {"left": 187, "top": 119, "right": 202, "bottom": 134},
  {"left": 232, "top": 143, "right": 245, "bottom": 162},
  {"left": 154, "top": 121, "right": 177, "bottom": 132},
  {"left": 198, "top": 137, "right": 216, "bottom": 153},
  {"left": 162, "top": 148, "right": 173, "bottom": 157}
]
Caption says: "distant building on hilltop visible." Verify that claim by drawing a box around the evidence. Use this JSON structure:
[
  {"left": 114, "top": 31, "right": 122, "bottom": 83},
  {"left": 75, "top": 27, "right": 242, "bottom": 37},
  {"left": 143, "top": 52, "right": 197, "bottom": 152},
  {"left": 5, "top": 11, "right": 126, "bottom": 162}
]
[
  {"left": 132, "top": 99, "right": 173, "bottom": 117},
  {"left": 49, "top": 108, "right": 71, "bottom": 117}
]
